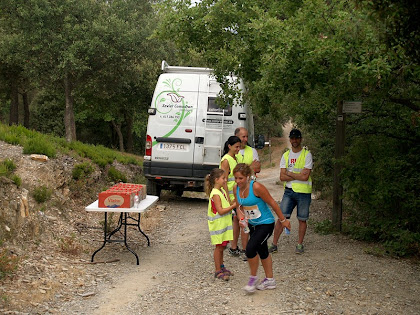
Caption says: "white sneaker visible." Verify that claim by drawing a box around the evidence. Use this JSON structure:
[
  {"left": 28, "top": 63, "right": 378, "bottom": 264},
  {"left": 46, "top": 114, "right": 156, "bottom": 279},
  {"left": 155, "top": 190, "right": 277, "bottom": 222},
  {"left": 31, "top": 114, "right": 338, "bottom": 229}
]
[
  {"left": 243, "top": 276, "right": 258, "bottom": 293},
  {"left": 256, "top": 278, "right": 276, "bottom": 290}
]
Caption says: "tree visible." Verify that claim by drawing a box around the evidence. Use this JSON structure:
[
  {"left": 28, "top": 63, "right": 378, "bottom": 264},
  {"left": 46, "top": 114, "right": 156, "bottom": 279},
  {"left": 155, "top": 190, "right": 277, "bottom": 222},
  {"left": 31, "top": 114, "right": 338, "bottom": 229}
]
[{"left": 157, "top": 0, "right": 420, "bottom": 255}]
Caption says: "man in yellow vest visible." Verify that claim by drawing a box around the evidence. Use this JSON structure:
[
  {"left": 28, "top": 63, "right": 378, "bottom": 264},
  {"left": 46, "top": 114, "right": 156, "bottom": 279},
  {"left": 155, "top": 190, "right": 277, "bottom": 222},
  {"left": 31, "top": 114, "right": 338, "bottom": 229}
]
[
  {"left": 228, "top": 127, "right": 261, "bottom": 261},
  {"left": 269, "top": 129, "right": 312, "bottom": 254},
  {"left": 235, "top": 127, "right": 261, "bottom": 175}
]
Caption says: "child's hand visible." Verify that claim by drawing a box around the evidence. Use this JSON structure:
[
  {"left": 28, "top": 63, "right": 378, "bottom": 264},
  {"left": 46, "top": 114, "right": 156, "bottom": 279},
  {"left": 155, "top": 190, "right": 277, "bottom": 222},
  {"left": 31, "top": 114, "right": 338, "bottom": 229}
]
[{"left": 231, "top": 200, "right": 238, "bottom": 209}]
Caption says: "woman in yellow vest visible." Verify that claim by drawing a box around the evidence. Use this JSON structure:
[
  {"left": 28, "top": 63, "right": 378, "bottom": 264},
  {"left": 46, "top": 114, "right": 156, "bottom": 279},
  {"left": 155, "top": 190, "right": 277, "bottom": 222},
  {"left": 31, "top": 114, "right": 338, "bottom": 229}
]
[
  {"left": 220, "top": 136, "right": 242, "bottom": 256},
  {"left": 205, "top": 168, "right": 237, "bottom": 281}
]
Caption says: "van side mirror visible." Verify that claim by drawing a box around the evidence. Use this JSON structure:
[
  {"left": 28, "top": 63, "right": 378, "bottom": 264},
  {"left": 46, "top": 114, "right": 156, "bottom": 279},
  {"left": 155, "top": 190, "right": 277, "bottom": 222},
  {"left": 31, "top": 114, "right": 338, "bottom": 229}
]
[{"left": 255, "top": 134, "right": 265, "bottom": 149}]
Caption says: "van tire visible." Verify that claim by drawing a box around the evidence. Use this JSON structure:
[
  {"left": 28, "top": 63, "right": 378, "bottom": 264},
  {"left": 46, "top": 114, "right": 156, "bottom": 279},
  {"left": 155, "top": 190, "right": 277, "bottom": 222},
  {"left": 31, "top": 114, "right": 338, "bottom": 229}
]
[{"left": 146, "top": 180, "right": 161, "bottom": 197}]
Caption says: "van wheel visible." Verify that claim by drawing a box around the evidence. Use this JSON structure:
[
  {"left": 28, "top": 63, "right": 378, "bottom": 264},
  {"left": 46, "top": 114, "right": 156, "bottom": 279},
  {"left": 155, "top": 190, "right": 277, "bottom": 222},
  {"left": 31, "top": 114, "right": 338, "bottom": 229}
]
[
  {"left": 146, "top": 180, "right": 161, "bottom": 197},
  {"left": 175, "top": 188, "right": 183, "bottom": 197}
]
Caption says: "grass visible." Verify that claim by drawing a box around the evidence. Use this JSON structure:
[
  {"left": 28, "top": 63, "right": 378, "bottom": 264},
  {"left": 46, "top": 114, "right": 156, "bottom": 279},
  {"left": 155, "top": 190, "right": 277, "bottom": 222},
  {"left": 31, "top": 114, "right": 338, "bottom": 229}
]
[
  {"left": 0, "top": 122, "right": 142, "bottom": 168},
  {"left": 32, "top": 185, "right": 53, "bottom": 203}
]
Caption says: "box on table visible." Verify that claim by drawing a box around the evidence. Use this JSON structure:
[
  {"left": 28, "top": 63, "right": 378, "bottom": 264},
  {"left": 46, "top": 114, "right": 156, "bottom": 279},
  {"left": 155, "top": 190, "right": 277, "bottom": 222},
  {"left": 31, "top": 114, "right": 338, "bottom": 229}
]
[{"left": 98, "top": 183, "right": 147, "bottom": 208}]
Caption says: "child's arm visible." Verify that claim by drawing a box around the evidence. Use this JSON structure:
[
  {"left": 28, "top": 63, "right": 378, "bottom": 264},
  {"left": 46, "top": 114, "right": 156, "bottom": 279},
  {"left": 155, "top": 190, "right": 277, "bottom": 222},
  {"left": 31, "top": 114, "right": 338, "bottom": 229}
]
[
  {"left": 212, "top": 194, "right": 236, "bottom": 215},
  {"left": 220, "top": 160, "right": 232, "bottom": 203}
]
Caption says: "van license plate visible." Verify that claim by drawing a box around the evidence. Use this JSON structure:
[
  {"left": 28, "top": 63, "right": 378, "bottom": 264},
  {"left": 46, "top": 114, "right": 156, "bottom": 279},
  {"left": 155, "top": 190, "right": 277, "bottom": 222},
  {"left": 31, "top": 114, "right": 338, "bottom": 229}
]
[{"left": 159, "top": 143, "right": 188, "bottom": 151}]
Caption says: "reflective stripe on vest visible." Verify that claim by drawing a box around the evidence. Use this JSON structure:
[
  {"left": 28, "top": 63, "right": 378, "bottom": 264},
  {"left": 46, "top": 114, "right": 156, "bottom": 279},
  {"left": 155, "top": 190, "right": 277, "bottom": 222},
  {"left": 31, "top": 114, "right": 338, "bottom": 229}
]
[
  {"left": 208, "top": 188, "right": 233, "bottom": 245},
  {"left": 283, "top": 149, "right": 312, "bottom": 193},
  {"left": 236, "top": 145, "right": 253, "bottom": 165}
]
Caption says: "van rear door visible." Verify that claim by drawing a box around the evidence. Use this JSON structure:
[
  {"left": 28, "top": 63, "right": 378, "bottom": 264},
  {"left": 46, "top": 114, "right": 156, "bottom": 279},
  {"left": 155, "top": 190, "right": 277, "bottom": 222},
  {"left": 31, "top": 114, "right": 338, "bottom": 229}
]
[{"left": 149, "top": 74, "right": 198, "bottom": 177}]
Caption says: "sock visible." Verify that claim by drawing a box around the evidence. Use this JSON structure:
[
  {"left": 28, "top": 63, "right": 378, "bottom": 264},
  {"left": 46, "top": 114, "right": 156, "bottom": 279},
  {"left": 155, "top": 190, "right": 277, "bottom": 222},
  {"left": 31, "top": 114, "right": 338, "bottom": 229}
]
[{"left": 221, "top": 264, "right": 225, "bottom": 269}]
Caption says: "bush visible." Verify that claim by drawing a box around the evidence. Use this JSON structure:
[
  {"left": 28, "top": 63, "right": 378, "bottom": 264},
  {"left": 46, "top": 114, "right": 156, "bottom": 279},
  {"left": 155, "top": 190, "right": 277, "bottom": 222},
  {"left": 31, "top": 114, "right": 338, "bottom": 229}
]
[
  {"left": 313, "top": 219, "right": 335, "bottom": 235},
  {"left": 72, "top": 162, "right": 94, "bottom": 180},
  {"left": 58, "top": 235, "right": 81, "bottom": 255},
  {"left": 23, "top": 136, "right": 57, "bottom": 158},
  {"left": 0, "top": 248, "right": 19, "bottom": 279},
  {"left": 0, "top": 159, "right": 17, "bottom": 177},
  {"left": 11, "top": 175, "right": 22, "bottom": 187},
  {"left": 107, "top": 166, "right": 127, "bottom": 183},
  {"left": 32, "top": 185, "right": 53, "bottom": 203}
]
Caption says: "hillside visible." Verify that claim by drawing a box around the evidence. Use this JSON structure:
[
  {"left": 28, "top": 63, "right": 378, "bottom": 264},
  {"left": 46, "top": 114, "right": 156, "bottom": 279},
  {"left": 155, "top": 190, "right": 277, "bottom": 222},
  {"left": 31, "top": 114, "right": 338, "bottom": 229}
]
[{"left": 0, "top": 140, "right": 156, "bottom": 312}]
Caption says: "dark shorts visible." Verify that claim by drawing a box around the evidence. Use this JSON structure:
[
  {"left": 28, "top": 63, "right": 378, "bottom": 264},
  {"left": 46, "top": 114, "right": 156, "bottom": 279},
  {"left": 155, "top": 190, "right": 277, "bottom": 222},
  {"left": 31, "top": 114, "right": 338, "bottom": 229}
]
[{"left": 245, "top": 223, "right": 275, "bottom": 260}]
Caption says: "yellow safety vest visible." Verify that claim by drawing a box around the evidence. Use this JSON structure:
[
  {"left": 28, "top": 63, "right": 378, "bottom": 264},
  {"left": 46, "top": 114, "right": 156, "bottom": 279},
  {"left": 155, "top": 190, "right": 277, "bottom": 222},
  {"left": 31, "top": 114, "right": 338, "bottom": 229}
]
[
  {"left": 236, "top": 145, "right": 253, "bottom": 165},
  {"left": 208, "top": 188, "right": 233, "bottom": 245},
  {"left": 283, "top": 148, "right": 312, "bottom": 193},
  {"left": 220, "top": 154, "right": 237, "bottom": 200}
]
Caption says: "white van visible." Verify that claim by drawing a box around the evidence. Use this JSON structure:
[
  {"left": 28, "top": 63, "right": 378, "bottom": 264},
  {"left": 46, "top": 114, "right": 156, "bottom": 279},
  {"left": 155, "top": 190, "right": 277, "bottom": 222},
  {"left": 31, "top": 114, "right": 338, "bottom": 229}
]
[{"left": 143, "top": 61, "right": 255, "bottom": 196}]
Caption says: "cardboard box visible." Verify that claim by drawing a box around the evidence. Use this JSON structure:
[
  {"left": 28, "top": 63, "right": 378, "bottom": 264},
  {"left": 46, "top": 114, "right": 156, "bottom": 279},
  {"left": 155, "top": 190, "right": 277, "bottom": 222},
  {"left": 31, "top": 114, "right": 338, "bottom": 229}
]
[{"left": 98, "top": 183, "right": 147, "bottom": 208}]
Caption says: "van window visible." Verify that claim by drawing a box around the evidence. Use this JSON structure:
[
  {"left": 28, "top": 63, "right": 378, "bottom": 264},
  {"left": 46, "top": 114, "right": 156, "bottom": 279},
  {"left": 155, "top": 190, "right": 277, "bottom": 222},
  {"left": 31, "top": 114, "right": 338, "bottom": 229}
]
[{"left": 207, "top": 97, "right": 232, "bottom": 116}]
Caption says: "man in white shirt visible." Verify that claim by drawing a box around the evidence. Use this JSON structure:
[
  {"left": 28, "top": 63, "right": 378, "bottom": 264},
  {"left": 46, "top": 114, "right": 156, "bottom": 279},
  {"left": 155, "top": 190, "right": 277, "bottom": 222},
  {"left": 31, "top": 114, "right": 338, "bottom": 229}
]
[{"left": 269, "top": 129, "right": 313, "bottom": 254}]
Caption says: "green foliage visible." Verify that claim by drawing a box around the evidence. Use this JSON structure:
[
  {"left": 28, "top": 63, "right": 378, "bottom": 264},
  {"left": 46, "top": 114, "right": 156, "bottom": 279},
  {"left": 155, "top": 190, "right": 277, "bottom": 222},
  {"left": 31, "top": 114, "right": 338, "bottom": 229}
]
[
  {"left": 0, "top": 159, "right": 16, "bottom": 176},
  {"left": 0, "top": 123, "right": 143, "bottom": 168},
  {"left": 313, "top": 219, "right": 335, "bottom": 235},
  {"left": 72, "top": 162, "right": 94, "bottom": 180},
  {"left": 0, "top": 248, "right": 19, "bottom": 279},
  {"left": 32, "top": 185, "right": 53, "bottom": 203},
  {"left": 23, "top": 136, "right": 57, "bottom": 158},
  {"left": 107, "top": 166, "right": 127, "bottom": 183},
  {"left": 10, "top": 175, "right": 22, "bottom": 187}
]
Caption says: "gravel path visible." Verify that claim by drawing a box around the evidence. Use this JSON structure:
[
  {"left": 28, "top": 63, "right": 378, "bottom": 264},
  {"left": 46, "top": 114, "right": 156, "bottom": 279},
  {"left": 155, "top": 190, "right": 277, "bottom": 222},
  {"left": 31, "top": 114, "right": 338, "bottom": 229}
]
[{"left": 56, "top": 167, "right": 420, "bottom": 315}]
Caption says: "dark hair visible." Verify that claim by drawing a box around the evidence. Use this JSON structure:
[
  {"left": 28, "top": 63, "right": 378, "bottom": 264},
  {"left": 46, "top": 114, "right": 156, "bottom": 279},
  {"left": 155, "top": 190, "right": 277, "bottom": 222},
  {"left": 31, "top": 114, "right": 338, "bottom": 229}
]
[
  {"left": 233, "top": 163, "right": 252, "bottom": 177},
  {"left": 223, "top": 136, "right": 241, "bottom": 156},
  {"left": 204, "top": 168, "right": 225, "bottom": 196}
]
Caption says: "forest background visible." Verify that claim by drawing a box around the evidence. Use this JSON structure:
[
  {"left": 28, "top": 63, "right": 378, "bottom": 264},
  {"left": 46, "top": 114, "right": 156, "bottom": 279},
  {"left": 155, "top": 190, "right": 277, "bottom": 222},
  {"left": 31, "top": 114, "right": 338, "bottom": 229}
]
[{"left": 0, "top": 0, "right": 419, "bottom": 257}]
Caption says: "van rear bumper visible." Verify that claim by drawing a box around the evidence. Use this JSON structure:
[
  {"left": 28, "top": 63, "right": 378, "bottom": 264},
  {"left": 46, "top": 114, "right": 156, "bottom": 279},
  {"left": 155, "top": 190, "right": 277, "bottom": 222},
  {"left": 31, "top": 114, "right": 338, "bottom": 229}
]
[{"left": 143, "top": 161, "right": 216, "bottom": 189}]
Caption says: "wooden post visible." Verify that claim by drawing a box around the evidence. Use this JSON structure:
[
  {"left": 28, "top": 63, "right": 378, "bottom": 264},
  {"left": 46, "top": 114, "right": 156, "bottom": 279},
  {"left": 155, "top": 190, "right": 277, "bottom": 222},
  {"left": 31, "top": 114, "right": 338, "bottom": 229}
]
[{"left": 332, "top": 100, "right": 346, "bottom": 231}]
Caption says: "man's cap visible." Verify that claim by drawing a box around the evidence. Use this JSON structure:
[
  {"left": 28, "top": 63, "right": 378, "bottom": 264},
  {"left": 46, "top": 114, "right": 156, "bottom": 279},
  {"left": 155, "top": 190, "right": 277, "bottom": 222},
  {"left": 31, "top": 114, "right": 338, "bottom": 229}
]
[{"left": 289, "top": 129, "right": 302, "bottom": 138}]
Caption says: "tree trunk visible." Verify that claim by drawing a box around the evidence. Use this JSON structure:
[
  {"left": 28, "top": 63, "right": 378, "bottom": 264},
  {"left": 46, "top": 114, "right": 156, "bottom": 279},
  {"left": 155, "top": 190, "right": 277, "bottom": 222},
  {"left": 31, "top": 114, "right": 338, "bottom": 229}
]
[
  {"left": 125, "top": 114, "right": 134, "bottom": 153},
  {"left": 64, "top": 76, "right": 77, "bottom": 142},
  {"left": 23, "top": 92, "right": 30, "bottom": 128},
  {"left": 111, "top": 120, "right": 125, "bottom": 152},
  {"left": 9, "top": 82, "right": 19, "bottom": 125}
]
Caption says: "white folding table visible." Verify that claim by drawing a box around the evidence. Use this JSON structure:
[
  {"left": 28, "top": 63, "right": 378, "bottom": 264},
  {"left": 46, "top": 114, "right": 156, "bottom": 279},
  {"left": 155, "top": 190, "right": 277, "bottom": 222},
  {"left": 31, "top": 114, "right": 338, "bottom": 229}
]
[{"left": 85, "top": 195, "right": 159, "bottom": 265}]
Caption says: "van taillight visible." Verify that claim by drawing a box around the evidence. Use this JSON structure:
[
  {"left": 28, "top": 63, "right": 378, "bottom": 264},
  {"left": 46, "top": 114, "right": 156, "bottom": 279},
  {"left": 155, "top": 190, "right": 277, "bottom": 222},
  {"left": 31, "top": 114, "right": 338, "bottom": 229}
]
[{"left": 145, "top": 135, "right": 152, "bottom": 156}]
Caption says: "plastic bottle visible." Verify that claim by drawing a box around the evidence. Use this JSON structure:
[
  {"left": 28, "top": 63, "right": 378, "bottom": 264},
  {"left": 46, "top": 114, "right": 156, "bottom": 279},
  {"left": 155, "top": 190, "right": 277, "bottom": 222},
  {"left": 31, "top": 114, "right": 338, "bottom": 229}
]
[
  {"left": 240, "top": 218, "right": 250, "bottom": 234},
  {"left": 284, "top": 227, "right": 290, "bottom": 235},
  {"left": 134, "top": 192, "right": 140, "bottom": 208}
]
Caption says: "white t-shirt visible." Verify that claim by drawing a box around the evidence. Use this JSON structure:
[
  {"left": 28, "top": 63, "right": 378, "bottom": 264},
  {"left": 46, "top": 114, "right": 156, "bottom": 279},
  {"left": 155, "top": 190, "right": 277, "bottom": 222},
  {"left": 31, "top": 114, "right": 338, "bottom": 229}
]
[
  {"left": 239, "top": 147, "right": 259, "bottom": 161},
  {"left": 280, "top": 149, "right": 313, "bottom": 188}
]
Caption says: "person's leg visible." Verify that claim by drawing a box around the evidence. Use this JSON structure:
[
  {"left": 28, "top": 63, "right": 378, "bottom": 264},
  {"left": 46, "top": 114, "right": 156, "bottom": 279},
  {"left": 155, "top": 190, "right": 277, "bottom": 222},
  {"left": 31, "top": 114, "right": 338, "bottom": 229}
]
[
  {"left": 214, "top": 245, "right": 224, "bottom": 272},
  {"left": 298, "top": 220, "right": 307, "bottom": 244},
  {"left": 229, "top": 213, "right": 240, "bottom": 255},
  {"left": 296, "top": 192, "right": 311, "bottom": 253},
  {"left": 271, "top": 190, "right": 295, "bottom": 247},
  {"left": 260, "top": 255, "right": 273, "bottom": 278}
]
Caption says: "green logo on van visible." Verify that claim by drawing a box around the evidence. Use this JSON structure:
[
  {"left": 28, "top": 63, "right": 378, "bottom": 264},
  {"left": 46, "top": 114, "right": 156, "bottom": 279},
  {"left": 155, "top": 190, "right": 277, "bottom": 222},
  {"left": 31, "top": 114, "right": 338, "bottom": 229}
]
[{"left": 152, "top": 78, "right": 193, "bottom": 146}]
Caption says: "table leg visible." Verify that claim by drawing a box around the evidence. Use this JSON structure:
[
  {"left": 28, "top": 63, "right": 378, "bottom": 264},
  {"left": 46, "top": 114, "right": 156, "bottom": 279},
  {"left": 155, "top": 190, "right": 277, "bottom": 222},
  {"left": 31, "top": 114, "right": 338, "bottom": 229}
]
[
  {"left": 136, "top": 213, "right": 150, "bottom": 246},
  {"left": 123, "top": 212, "right": 140, "bottom": 265},
  {"left": 107, "top": 213, "right": 123, "bottom": 239},
  {"left": 91, "top": 212, "right": 108, "bottom": 262}
]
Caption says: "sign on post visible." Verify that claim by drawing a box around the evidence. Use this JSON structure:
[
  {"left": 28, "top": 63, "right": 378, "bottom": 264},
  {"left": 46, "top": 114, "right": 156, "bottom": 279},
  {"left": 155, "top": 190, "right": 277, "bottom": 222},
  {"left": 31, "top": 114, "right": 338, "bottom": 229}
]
[{"left": 343, "top": 101, "right": 362, "bottom": 113}]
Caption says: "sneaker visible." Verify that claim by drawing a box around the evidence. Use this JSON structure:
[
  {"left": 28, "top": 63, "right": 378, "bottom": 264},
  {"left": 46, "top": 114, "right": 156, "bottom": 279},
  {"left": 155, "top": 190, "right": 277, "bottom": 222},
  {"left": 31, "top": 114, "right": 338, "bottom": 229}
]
[
  {"left": 295, "top": 244, "right": 304, "bottom": 254},
  {"left": 240, "top": 250, "right": 248, "bottom": 261},
  {"left": 268, "top": 244, "right": 278, "bottom": 253},
  {"left": 243, "top": 276, "right": 258, "bottom": 294},
  {"left": 228, "top": 247, "right": 240, "bottom": 257},
  {"left": 257, "top": 278, "right": 277, "bottom": 290}
]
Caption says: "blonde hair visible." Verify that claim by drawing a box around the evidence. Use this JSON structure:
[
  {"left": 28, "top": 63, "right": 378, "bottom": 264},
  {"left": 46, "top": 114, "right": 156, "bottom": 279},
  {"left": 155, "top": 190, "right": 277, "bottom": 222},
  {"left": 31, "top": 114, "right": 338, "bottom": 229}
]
[
  {"left": 204, "top": 168, "right": 225, "bottom": 196},
  {"left": 233, "top": 163, "right": 252, "bottom": 177}
]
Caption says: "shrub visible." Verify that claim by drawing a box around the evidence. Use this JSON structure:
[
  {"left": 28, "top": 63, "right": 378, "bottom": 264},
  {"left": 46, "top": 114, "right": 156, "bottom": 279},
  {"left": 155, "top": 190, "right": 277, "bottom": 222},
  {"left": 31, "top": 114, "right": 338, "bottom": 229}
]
[
  {"left": 107, "top": 166, "right": 127, "bottom": 183},
  {"left": 11, "top": 175, "right": 22, "bottom": 187},
  {"left": 0, "top": 248, "right": 19, "bottom": 279},
  {"left": 313, "top": 219, "right": 335, "bottom": 235},
  {"left": 32, "top": 185, "right": 53, "bottom": 203},
  {"left": 72, "top": 162, "right": 94, "bottom": 180},
  {"left": 23, "top": 136, "right": 57, "bottom": 158},
  {"left": 0, "top": 159, "right": 16, "bottom": 177}
]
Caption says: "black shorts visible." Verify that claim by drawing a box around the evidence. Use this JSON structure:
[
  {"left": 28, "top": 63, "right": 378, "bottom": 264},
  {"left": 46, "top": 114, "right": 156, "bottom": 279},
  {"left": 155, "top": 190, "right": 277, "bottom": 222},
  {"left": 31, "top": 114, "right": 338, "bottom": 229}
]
[{"left": 245, "top": 223, "right": 275, "bottom": 260}]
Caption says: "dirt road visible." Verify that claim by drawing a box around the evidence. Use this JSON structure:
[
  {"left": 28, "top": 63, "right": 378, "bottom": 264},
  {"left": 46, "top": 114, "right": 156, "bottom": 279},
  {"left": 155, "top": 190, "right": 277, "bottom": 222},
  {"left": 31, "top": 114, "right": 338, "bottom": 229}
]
[{"left": 56, "top": 164, "right": 420, "bottom": 314}]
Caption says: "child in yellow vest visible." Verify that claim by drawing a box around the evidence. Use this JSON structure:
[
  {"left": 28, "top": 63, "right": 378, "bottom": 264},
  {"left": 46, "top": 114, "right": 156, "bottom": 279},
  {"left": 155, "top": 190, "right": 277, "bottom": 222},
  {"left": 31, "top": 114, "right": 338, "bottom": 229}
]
[{"left": 205, "top": 168, "right": 237, "bottom": 281}]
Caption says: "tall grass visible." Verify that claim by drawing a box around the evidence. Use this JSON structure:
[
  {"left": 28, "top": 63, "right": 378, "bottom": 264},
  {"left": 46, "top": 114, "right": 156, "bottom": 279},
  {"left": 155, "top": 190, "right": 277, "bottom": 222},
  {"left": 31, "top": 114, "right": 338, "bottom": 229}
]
[{"left": 0, "top": 122, "right": 142, "bottom": 167}]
